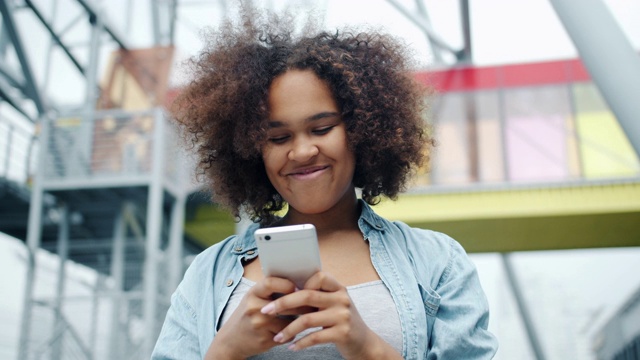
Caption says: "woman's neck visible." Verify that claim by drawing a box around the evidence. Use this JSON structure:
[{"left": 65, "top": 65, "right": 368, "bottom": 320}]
[{"left": 281, "top": 190, "right": 360, "bottom": 238}]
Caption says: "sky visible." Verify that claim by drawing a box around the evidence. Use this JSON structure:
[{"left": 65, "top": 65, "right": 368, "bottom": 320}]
[{"left": 2, "top": 0, "right": 640, "bottom": 358}]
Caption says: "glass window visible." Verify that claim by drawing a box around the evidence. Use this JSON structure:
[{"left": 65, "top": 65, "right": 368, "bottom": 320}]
[
  {"left": 573, "top": 82, "right": 640, "bottom": 179},
  {"left": 503, "top": 86, "right": 573, "bottom": 182}
]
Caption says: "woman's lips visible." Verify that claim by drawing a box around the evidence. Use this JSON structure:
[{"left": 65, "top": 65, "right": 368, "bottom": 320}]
[{"left": 287, "top": 165, "right": 330, "bottom": 180}]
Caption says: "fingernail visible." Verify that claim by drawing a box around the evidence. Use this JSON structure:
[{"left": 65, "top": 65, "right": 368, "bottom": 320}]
[
  {"left": 261, "top": 302, "right": 275, "bottom": 314},
  {"left": 288, "top": 343, "right": 297, "bottom": 351},
  {"left": 273, "top": 332, "right": 284, "bottom": 343}
]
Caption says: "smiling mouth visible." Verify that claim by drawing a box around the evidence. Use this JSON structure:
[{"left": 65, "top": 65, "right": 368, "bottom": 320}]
[{"left": 288, "top": 165, "right": 329, "bottom": 176}]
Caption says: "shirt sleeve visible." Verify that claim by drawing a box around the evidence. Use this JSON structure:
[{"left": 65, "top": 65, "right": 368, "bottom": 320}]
[
  {"left": 427, "top": 238, "right": 498, "bottom": 359},
  {"left": 151, "top": 288, "right": 201, "bottom": 360}
]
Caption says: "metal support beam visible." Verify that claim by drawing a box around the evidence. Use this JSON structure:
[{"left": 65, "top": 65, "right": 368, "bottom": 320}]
[
  {"left": 414, "top": 0, "right": 443, "bottom": 64},
  {"left": 0, "top": 61, "right": 26, "bottom": 90},
  {"left": 23, "top": 0, "right": 86, "bottom": 76},
  {"left": 169, "top": 195, "right": 185, "bottom": 292},
  {"left": 169, "top": 0, "right": 178, "bottom": 45},
  {"left": 0, "top": 80, "right": 31, "bottom": 119},
  {"left": 0, "top": 22, "right": 9, "bottom": 56},
  {"left": 19, "top": 114, "right": 50, "bottom": 359},
  {"left": 72, "top": 12, "right": 101, "bottom": 176},
  {"left": 0, "top": 0, "right": 46, "bottom": 115},
  {"left": 89, "top": 275, "right": 104, "bottom": 355},
  {"left": 109, "top": 204, "right": 127, "bottom": 360},
  {"left": 549, "top": 0, "right": 640, "bottom": 157},
  {"left": 152, "top": 0, "right": 179, "bottom": 46},
  {"left": 151, "top": 0, "right": 162, "bottom": 45},
  {"left": 501, "top": 253, "right": 547, "bottom": 360},
  {"left": 458, "top": 0, "right": 472, "bottom": 63},
  {"left": 2, "top": 123, "right": 11, "bottom": 177},
  {"left": 52, "top": 204, "right": 69, "bottom": 360},
  {"left": 385, "top": 0, "right": 459, "bottom": 55},
  {"left": 124, "top": 205, "right": 146, "bottom": 244},
  {"left": 75, "top": 0, "right": 129, "bottom": 50},
  {"left": 142, "top": 109, "right": 166, "bottom": 357}
]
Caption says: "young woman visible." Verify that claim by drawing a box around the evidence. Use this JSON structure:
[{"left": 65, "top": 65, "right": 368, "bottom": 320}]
[{"left": 152, "top": 9, "right": 498, "bottom": 360}]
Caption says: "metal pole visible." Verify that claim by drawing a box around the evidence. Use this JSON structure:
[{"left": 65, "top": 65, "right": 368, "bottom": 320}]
[
  {"left": 414, "top": 0, "right": 443, "bottom": 64},
  {"left": 501, "top": 253, "right": 547, "bottom": 360},
  {"left": 52, "top": 204, "right": 69, "bottom": 360},
  {"left": 18, "top": 114, "right": 49, "bottom": 360},
  {"left": 75, "top": 0, "right": 129, "bottom": 50},
  {"left": 169, "top": 0, "right": 178, "bottom": 45},
  {"left": 497, "top": 77, "right": 510, "bottom": 181},
  {"left": 3, "top": 124, "right": 11, "bottom": 177},
  {"left": 549, "top": 0, "right": 640, "bottom": 157},
  {"left": 109, "top": 204, "right": 127, "bottom": 360},
  {"left": 75, "top": 11, "right": 102, "bottom": 177},
  {"left": 168, "top": 196, "right": 185, "bottom": 293},
  {"left": 385, "top": 0, "right": 459, "bottom": 55},
  {"left": 0, "top": 21, "right": 10, "bottom": 56},
  {"left": 458, "top": 0, "right": 472, "bottom": 63},
  {"left": 142, "top": 109, "right": 166, "bottom": 356},
  {"left": 464, "top": 93, "right": 479, "bottom": 183},
  {"left": 89, "top": 275, "right": 103, "bottom": 358},
  {"left": 0, "top": 0, "right": 46, "bottom": 115},
  {"left": 25, "top": 0, "right": 86, "bottom": 77},
  {"left": 566, "top": 82, "right": 585, "bottom": 179},
  {"left": 151, "top": 0, "right": 162, "bottom": 45}
]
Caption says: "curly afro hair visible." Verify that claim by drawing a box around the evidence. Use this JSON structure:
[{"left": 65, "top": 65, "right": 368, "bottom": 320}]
[{"left": 171, "top": 8, "right": 434, "bottom": 223}]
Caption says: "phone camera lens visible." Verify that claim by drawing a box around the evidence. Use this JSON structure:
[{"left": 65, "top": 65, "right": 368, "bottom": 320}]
[{"left": 265, "top": 235, "right": 271, "bottom": 241}]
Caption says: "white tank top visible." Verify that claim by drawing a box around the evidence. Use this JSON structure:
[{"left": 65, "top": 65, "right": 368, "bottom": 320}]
[{"left": 219, "top": 278, "right": 403, "bottom": 359}]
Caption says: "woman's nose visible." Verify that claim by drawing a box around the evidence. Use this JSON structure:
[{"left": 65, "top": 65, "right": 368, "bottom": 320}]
[{"left": 288, "top": 137, "right": 319, "bottom": 161}]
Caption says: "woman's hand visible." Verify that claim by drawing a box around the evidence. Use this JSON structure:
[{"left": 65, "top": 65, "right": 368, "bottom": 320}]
[
  {"left": 205, "top": 277, "right": 296, "bottom": 360},
  {"left": 260, "top": 272, "right": 402, "bottom": 359}
]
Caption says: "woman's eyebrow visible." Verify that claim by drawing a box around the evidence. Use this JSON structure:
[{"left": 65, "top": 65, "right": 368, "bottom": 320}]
[
  {"left": 267, "top": 111, "right": 340, "bottom": 128},
  {"left": 267, "top": 120, "right": 285, "bottom": 128},
  {"left": 306, "top": 111, "right": 340, "bottom": 122}
]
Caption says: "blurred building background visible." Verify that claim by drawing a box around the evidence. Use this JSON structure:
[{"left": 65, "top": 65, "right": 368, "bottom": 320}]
[{"left": 0, "top": 0, "right": 639, "bottom": 359}]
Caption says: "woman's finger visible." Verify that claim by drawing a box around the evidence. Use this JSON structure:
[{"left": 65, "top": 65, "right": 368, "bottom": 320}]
[
  {"left": 272, "top": 309, "right": 344, "bottom": 344},
  {"left": 288, "top": 327, "right": 342, "bottom": 352},
  {"left": 252, "top": 276, "right": 297, "bottom": 299},
  {"left": 261, "top": 287, "right": 349, "bottom": 316},
  {"left": 303, "top": 271, "right": 342, "bottom": 292}
]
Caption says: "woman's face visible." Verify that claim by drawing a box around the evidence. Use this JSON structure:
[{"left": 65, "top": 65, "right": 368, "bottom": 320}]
[{"left": 262, "top": 69, "right": 356, "bottom": 216}]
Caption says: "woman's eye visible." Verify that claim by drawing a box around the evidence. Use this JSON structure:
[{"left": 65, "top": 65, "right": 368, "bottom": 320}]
[
  {"left": 268, "top": 135, "right": 289, "bottom": 144},
  {"left": 313, "top": 126, "right": 335, "bottom": 135}
]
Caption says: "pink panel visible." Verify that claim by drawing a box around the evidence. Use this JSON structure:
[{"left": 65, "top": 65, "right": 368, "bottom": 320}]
[{"left": 506, "top": 115, "right": 569, "bottom": 181}]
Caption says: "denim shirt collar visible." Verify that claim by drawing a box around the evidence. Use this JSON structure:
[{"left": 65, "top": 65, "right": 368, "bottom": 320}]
[
  {"left": 357, "top": 199, "right": 387, "bottom": 235},
  {"left": 229, "top": 199, "right": 386, "bottom": 255},
  {"left": 230, "top": 223, "right": 259, "bottom": 257}
]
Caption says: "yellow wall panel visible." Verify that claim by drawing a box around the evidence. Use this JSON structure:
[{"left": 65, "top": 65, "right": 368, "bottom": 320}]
[{"left": 576, "top": 112, "right": 639, "bottom": 178}]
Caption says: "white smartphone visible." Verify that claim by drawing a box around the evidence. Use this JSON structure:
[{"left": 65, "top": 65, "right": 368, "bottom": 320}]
[{"left": 254, "top": 224, "right": 322, "bottom": 289}]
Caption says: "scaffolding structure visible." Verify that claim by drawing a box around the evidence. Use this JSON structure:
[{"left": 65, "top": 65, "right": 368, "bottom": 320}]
[{"left": 0, "top": 0, "right": 189, "bottom": 358}]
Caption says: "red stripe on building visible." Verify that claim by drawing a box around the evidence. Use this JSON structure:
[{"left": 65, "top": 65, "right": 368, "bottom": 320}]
[
  {"left": 416, "top": 58, "right": 592, "bottom": 93},
  {"left": 166, "top": 58, "right": 595, "bottom": 104}
]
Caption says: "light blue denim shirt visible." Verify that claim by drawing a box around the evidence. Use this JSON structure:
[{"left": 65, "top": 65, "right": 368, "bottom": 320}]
[{"left": 152, "top": 200, "right": 498, "bottom": 359}]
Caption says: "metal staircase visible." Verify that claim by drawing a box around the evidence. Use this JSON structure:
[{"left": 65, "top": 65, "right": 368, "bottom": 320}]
[{"left": 16, "top": 108, "right": 191, "bottom": 359}]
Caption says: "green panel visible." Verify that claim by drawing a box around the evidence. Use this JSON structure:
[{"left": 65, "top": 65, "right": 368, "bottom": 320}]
[
  {"left": 410, "top": 211, "right": 640, "bottom": 253},
  {"left": 184, "top": 204, "right": 236, "bottom": 248}
]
